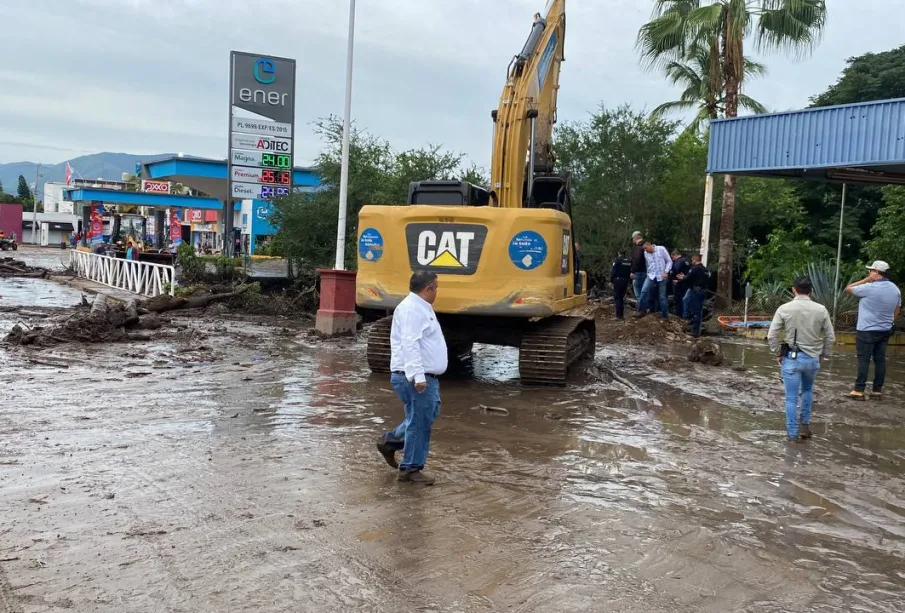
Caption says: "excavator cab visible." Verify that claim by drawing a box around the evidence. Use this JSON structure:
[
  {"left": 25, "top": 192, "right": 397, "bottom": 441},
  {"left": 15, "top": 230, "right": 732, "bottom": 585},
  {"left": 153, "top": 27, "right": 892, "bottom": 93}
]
[{"left": 407, "top": 180, "right": 491, "bottom": 207}]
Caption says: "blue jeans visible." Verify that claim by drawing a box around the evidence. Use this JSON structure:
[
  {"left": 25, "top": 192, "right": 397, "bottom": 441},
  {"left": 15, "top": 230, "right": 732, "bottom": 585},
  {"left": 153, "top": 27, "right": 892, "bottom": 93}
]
[
  {"left": 632, "top": 276, "right": 646, "bottom": 310},
  {"left": 386, "top": 373, "right": 441, "bottom": 471},
  {"left": 688, "top": 287, "right": 705, "bottom": 335},
  {"left": 640, "top": 277, "right": 669, "bottom": 318},
  {"left": 781, "top": 353, "right": 821, "bottom": 439}
]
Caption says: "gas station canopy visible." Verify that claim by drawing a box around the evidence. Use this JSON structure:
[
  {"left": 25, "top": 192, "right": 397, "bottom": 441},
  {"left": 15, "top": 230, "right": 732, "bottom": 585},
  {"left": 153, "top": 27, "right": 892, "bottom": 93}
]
[
  {"left": 141, "top": 155, "right": 320, "bottom": 200},
  {"left": 63, "top": 189, "right": 224, "bottom": 210}
]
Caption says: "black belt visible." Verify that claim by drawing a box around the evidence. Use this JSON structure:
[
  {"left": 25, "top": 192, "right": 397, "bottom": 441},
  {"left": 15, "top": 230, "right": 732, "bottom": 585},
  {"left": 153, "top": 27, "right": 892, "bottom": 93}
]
[{"left": 392, "top": 371, "right": 437, "bottom": 378}]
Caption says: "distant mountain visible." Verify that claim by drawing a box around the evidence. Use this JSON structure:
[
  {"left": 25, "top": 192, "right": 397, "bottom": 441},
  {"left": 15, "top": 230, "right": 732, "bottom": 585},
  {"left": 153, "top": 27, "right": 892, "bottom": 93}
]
[{"left": 0, "top": 152, "right": 173, "bottom": 198}]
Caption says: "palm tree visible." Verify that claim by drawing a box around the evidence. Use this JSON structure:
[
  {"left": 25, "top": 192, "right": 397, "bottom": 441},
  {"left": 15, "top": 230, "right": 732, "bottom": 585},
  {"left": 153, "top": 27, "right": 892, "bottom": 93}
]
[
  {"left": 638, "top": 0, "right": 827, "bottom": 306},
  {"left": 652, "top": 43, "right": 768, "bottom": 134}
]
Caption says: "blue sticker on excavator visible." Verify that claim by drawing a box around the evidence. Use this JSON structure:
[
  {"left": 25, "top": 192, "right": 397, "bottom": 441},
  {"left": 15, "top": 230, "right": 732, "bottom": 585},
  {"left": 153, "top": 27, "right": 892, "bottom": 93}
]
[
  {"left": 359, "top": 228, "right": 384, "bottom": 263},
  {"left": 509, "top": 231, "right": 547, "bottom": 270}
]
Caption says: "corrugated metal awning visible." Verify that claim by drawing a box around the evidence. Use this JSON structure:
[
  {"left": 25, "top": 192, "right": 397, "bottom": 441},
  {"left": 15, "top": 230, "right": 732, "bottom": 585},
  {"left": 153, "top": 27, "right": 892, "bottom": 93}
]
[{"left": 708, "top": 97, "right": 905, "bottom": 184}]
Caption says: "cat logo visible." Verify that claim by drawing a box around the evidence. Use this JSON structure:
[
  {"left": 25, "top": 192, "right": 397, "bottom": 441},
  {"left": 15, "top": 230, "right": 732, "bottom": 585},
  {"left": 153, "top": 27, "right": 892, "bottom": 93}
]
[{"left": 405, "top": 223, "right": 488, "bottom": 276}]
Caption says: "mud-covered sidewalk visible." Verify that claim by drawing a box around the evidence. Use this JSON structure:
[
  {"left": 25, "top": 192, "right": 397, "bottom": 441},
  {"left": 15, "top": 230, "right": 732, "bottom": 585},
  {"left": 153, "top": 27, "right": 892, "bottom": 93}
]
[{"left": 1, "top": 293, "right": 904, "bottom": 611}]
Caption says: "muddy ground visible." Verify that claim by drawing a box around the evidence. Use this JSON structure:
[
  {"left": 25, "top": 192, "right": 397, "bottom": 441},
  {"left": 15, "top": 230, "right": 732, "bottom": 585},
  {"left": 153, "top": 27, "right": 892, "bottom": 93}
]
[{"left": 1, "top": 251, "right": 904, "bottom": 612}]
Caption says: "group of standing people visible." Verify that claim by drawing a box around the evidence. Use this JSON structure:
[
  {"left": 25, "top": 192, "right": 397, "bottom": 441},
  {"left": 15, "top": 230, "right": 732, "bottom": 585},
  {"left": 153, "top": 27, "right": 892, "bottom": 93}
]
[{"left": 609, "top": 231, "right": 710, "bottom": 337}]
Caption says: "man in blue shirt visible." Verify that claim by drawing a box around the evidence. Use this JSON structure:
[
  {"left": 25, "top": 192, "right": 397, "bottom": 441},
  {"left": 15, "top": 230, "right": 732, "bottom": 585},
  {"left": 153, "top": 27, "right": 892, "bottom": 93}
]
[{"left": 846, "top": 260, "right": 902, "bottom": 400}]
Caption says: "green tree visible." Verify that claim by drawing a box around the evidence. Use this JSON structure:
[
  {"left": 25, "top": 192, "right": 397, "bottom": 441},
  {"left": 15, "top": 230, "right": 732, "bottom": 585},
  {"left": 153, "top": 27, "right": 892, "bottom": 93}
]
[
  {"left": 554, "top": 105, "right": 686, "bottom": 281},
  {"left": 794, "top": 45, "right": 905, "bottom": 265},
  {"left": 17, "top": 175, "right": 31, "bottom": 201},
  {"left": 811, "top": 44, "right": 905, "bottom": 107},
  {"left": 656, "top": 130, "right": 710, "bottom": 251},
  {"left": 866, "top": 186, "right": 905, "bottom": 279},
  {"left": 652, "top": 43, "right": 768, "bottom": 133},
  {"left": 638, "top": 0, "right": 828, "bottom": 306},
  {"left": 271, "top": 116, "right": 473, "bottom": 272}
]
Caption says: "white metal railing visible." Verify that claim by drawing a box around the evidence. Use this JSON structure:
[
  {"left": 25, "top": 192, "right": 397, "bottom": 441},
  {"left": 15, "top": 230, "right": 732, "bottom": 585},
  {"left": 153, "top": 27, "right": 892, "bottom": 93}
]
[{"left": 69, "top": 250, "right": 175, "bottom": 297}]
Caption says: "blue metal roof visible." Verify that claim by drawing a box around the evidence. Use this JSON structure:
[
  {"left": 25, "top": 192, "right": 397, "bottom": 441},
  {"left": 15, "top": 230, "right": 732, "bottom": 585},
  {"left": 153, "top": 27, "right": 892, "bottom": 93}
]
[
  {"left": 64, "top": 188, "right": 225, "bottom": 210},
  {"left": 708, "top": 98, "right": 905, "bottom": 182}
]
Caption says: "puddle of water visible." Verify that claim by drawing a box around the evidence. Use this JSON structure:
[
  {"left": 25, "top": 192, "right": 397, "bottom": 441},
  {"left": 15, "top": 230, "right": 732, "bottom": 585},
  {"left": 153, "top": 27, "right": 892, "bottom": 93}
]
[
  {"left": 7, "top": 245, "right": 70, "bottom": 271},
  {"left": 0, "top": 277, "right": 83, "bottom": 307}
]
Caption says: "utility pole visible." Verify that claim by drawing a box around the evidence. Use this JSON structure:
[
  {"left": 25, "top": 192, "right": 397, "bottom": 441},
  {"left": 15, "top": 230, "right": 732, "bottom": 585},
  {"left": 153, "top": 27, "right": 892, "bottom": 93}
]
[{"left": 32, "top": 164, "right": 41, "bottom": 245}]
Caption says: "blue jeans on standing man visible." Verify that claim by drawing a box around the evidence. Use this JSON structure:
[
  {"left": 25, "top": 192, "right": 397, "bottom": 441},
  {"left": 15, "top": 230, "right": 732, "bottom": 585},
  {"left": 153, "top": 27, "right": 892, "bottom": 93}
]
[
  {"left": 632, "top": 276, "right": 647, "bottom": 311},
  {"left": 781, "top": 352, "right": 821, "bottom": 440},
  {"left": 385, "top": 373, "right": 441, "bottom": 471},
  {"left": 639, "top": 277, "right": 669, "bottom": 318}
]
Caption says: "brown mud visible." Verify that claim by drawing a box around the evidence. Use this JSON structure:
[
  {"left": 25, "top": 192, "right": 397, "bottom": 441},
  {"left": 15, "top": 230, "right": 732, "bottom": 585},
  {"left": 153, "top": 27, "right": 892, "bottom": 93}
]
[
  {"left": 1, "top": 275, "right": 904, "bottom": 612},
  {"left": 570, "top": 300, "right": 693, "bottom": 344}
]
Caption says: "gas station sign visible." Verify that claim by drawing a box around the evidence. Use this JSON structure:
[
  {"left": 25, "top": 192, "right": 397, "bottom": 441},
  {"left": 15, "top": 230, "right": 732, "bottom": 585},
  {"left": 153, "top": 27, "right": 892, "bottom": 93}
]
[
  {"left": 227, "top": 51, "right": 296, "bottom": 256},
  {"left": 228, "top": 51, "right": 296, "bottom": 205}
]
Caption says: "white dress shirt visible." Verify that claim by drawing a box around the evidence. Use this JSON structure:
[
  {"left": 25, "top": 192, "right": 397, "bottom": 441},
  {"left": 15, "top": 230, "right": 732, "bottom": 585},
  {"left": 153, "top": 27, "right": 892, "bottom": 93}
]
[
  {"left": 390, "top": 292, "right": 448, "bottom": 384},
  {"left": 644, "top": 245, "right": 672, "bottom": 281}
]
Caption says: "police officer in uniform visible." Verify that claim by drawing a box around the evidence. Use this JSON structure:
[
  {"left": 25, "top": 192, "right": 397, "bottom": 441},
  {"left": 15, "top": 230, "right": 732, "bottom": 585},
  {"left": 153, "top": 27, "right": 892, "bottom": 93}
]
[{"left": 611, "top": 250, "right": 632, "bottom": 320}]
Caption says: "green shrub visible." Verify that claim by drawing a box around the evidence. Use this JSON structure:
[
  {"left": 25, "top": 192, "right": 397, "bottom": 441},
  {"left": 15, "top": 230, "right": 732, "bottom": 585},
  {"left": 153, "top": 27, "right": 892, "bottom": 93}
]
[
  {"left": 177, "top": 244, "right": 205, "bottom": 282},
  {"left": 215, "top": 256, "right": 242, "bottom": 282}
]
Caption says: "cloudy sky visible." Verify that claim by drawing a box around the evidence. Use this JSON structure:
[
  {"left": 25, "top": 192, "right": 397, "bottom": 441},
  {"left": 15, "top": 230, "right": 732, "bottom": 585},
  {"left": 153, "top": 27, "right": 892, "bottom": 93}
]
[{"left": 2, "top": 0, "right": 900, "bottom": 169}]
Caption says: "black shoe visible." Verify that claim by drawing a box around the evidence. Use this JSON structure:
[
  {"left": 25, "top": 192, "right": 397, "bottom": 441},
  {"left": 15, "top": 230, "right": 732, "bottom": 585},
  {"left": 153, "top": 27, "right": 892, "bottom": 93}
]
[
  {"left": 397, "top": 469, "right": 435, "bottom": 485},
  {"left": 799, "top": 423, "right": 813, "bottom": 439},
  {"left": 635, "top": 312, "right": 648, "bottom": 319},
  {"left": 376, "top": 439, "right": 400, "bottom": 469}
]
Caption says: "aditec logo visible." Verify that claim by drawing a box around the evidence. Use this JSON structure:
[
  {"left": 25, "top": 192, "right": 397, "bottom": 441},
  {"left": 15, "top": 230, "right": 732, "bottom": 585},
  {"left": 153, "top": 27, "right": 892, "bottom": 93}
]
[
  {"left": 253, "top": 58, "right": 275, "bottom": 84},
  {"left": 405, "top": 223, "right": 488, "bottom": 276}
]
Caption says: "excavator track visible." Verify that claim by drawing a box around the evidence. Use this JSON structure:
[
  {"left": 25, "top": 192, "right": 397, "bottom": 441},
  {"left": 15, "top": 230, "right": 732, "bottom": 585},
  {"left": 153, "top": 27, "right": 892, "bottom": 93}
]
[
  {"left": 366, "top": 316, "right": 475, "bottom": 374},
  {"left": 518, "top": 316, "right": 596, "bottom": 386},
  {"left": 366, "top": 316, "right": 393, "bottom": 373}
]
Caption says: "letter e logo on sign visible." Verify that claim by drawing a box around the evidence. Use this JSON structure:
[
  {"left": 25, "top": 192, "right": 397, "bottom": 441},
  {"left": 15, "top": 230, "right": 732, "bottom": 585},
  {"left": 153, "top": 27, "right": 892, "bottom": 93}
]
[
  {"left": 405, "top": 223, "right": 487, "bottom": 275},
  {"left": 254, "top": 58, "right": 275, "bottom": 84}
]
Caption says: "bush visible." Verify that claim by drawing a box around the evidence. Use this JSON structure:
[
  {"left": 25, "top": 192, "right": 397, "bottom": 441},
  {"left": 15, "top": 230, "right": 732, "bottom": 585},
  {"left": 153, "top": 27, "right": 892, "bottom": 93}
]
[
  {"left": 215, "top": 256, "right": 242, "bottom": 283},
  {"left": 177, "top": 244, "right": 205, "bottom": 282}
]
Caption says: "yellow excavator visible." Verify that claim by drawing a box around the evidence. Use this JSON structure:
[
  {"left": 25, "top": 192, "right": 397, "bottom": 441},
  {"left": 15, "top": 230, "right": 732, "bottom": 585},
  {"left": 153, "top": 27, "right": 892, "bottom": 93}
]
[{"left": 355, "top": 0, "right": 594, "bottom": 385}]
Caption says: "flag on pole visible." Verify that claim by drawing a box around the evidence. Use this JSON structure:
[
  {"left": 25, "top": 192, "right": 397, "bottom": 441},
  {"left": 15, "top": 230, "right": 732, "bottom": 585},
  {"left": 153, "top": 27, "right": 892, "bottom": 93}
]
[{"left": 65, "top": 162, "right": 73, "bottom": 186}]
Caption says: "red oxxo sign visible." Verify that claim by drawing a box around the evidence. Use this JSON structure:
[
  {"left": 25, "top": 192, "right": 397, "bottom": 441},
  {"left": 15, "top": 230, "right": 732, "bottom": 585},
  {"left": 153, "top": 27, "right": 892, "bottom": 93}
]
[{"left": 141, "top": 179, "right": 172, "bottom": 194}]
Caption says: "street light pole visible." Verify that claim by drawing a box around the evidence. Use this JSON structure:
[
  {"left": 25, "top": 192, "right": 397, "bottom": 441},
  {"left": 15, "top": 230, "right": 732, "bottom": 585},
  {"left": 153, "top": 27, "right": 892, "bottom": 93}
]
[
  {"left": 333, "top": 0, "right": 356, "bottom": 270},
  {"left": 314, "top": 0, "right": 359, "bottom": 337},
  {"left": 832, "top": 183, "right": 847, "bottom": 324},
  {"left": 32, "top": 164, "right": 41, "bottom": 245}
]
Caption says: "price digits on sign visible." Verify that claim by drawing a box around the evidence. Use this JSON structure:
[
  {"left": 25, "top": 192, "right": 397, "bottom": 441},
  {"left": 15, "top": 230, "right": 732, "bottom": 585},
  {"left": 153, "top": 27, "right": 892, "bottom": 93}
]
[
  {"left": 261, "top": 153, "right": 292, "bottom": 169},
  {"left": 261, "top": 169, "right": 291, "bottom": 185},
  {"left": 261, "top": 186, "right": 291, "bottom": 200}
]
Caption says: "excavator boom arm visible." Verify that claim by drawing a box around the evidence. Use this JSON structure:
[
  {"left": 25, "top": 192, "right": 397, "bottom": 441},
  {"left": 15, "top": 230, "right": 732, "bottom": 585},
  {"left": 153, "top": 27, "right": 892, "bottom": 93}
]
[{"left": 490, "top": 0, "right": 566, "bottom": 209}]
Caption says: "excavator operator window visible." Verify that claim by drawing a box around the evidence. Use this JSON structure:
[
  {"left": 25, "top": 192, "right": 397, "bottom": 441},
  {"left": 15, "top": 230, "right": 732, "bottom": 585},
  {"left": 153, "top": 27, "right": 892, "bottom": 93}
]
[{"left": 527, "top": 176, "right": 566, "bottom": 211}]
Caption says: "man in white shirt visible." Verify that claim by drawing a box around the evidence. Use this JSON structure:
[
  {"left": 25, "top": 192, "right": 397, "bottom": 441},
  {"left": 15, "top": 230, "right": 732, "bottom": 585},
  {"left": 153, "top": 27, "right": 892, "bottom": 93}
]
[
  {"left": 635, "top": 241, "right": 673, "bottom": 320},
  {"left": 376, "top": 271, "right": 448, "bottom": 485}
]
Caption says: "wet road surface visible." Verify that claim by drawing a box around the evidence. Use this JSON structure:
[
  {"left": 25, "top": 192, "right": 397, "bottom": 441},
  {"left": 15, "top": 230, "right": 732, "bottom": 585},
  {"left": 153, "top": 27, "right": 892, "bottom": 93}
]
[{"left": 1, "top": 315, "right": 904, "bottom": 612}]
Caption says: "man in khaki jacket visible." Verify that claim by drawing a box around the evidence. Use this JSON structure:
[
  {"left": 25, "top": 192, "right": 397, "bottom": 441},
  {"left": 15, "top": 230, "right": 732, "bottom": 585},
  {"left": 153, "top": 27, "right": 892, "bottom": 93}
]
[{"left": 767, "top": 277, "right": 835, "bottom": 442}]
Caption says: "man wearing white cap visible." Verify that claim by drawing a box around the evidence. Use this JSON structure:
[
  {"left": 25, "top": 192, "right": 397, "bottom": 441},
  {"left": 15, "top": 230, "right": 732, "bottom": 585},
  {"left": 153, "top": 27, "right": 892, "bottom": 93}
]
[{"left": 845, "top": 260, "right": 901, "bottom": 400}]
